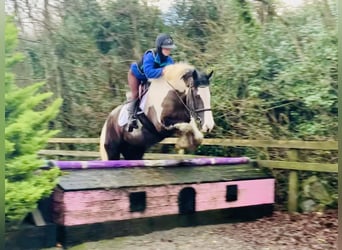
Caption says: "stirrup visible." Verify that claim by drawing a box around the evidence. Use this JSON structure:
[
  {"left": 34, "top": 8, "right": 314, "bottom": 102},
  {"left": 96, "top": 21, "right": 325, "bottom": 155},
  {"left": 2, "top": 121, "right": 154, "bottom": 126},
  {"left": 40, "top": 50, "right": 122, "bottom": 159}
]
[{"left": 127, "top": 118, "right": 138, "bottom": 132}]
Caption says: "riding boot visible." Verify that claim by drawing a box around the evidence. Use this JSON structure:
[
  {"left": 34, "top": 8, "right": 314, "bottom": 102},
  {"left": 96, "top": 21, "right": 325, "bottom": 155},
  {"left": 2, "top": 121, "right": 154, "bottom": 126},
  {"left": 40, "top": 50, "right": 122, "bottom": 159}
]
[{"left": 126, "top": 98, "right": 138, "bottom": 132}]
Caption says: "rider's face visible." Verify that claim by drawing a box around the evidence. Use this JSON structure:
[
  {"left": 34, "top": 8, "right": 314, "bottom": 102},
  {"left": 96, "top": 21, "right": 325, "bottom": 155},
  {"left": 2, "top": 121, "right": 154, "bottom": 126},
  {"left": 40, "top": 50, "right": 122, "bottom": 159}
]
[{"left": 161, "top": 48, "right": 172, "bottom": 56}]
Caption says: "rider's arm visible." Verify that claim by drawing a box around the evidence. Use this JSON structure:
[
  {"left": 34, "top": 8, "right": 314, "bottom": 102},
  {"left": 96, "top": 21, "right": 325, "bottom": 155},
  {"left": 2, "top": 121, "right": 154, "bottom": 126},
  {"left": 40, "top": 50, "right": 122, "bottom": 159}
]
[
  {"left": 143, "top": 52, "right": 163, "bottom": 79},
  {"left": 161, "top": 57, "right": 175, "bottom": 75},
  {"left": 168, "top": 57, "right": 175, "bottom": 65}
]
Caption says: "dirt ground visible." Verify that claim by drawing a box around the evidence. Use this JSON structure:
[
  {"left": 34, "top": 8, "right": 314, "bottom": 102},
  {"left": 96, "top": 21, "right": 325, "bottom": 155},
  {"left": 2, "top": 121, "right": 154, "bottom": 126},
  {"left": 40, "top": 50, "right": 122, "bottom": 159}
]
[{"left": 44, "top": 209, "right": 337, "bottom": 250}]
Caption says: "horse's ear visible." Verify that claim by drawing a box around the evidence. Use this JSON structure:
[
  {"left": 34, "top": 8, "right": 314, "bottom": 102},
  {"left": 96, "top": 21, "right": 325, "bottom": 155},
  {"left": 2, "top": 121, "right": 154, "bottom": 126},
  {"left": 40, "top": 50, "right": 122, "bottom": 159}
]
[
  {"left": 207, "top": 70, "right": 213, "bottom": 79},
  {"left": 192, "top": 70, "right": 198, "bottom": 80}
]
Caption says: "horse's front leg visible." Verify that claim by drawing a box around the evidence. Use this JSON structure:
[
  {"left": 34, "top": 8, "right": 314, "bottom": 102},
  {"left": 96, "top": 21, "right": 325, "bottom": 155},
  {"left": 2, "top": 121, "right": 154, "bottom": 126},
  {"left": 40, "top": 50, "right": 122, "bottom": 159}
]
[
  {"left": 171, "top": 118, "right": 204, "bottom": 150},
  {"left": 121, "top": 144, "right": 146, "bottom": 160},
  {"left": 104, "top": 143, "right": 120, "bottom": 160}
]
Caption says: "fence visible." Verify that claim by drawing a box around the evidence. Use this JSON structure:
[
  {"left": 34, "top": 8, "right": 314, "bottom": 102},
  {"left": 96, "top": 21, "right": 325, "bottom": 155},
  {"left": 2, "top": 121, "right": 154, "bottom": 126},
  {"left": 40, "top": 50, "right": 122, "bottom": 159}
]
[{"left": 38, "top": 138, "right": 338, "bottom": 212}]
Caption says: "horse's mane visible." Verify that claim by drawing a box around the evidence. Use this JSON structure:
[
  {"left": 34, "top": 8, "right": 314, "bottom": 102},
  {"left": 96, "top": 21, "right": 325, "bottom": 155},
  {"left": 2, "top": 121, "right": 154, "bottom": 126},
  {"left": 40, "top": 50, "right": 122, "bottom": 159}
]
[{"left": 162, "top": 62, "right": 195, "bottom": 82}]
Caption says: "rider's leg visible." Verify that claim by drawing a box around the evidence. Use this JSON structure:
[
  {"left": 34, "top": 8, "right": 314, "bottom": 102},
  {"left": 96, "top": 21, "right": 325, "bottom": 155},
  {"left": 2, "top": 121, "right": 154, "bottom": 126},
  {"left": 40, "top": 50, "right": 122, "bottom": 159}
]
[
  {"left": 128, "top": 69, "right": 139, "bottom": 100},
  {"left": 127, "top": 70, "right": 139, "bottom": 130}
]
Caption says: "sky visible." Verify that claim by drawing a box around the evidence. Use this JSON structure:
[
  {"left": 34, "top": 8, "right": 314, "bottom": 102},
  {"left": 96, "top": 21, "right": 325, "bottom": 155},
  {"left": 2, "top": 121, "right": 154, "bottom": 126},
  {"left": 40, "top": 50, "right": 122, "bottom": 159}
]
[
  {"left": 283, "top": 0, "right": 304, "bottom": 7},
  {"left": 156, "top": 0, "right": 173, "bottom": 12},
  {"left": 6, "top": 0, "right": 306, "bottom": 37},
  {"left": 156, "top": 0, "right": 305, "bottom": 13}
]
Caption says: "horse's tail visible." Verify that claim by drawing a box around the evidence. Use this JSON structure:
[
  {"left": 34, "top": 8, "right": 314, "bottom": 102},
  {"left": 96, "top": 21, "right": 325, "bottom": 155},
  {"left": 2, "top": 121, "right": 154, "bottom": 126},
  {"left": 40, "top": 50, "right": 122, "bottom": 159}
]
[{"left": 99, "top": 120, "right": 108, "bottom": 160}]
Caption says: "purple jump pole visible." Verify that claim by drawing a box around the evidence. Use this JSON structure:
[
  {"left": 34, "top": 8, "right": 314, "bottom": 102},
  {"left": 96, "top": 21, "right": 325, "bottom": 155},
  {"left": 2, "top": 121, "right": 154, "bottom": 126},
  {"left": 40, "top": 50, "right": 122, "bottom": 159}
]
[
  {"left": 181, "top": 157, "right": 250, "bottom": 166},
  {"left": 48, "top": 159, "right": 180, "bottom": 170},
  {"left": 47, "top": 157, "right": 250, "bottom": 170}
]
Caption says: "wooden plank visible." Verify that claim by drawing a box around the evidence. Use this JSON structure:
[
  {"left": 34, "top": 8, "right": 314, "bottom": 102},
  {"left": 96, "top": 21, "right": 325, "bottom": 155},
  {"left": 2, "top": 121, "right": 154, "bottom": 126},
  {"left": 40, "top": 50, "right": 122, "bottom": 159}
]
[
  {"left": 38, "top": 150, "right": 100, "bottom": 157},
  {"left": 198, "top": 139, "right": 337, "bottom": 150},
  {"left": 257, "top": 160, "right": 338, "bottom": 173},
  {"left": 38, "top": 150, "right": 200, "bottom": 160},
  {"left": 31, "top": 208, "right": 46, "bottom": 226},
  {"left": 57, "top": 164, "right": 271, "bottom": 191},
  {"left": 47, "top": 138, "right": 99, "bottom": 143},
  {"left": 144, "top": 153, "right": 204, "bottom": 160},
  {"left": 54, "top": 179, "right": 275, "bottom": 226},
  {"left": 46, "top": 138, "right": 338, "bottom": 150}
]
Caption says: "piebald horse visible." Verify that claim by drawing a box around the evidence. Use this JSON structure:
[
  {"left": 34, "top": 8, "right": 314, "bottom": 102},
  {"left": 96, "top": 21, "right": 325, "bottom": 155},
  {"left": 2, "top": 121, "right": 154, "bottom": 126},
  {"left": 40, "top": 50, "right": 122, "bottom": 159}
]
[{"left": 100, "top": 62, "right": 214, "bottom": 160}]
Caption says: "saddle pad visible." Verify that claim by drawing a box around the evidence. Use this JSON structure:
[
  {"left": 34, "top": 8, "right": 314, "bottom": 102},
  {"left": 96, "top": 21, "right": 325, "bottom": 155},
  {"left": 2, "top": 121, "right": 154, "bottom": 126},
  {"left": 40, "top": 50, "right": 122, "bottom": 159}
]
[
  {"left": 118, "top": 103, "right": 129, "bottom": 126},
  {"left": 118, "top": 94, "right": 147, "bottom": 127}
]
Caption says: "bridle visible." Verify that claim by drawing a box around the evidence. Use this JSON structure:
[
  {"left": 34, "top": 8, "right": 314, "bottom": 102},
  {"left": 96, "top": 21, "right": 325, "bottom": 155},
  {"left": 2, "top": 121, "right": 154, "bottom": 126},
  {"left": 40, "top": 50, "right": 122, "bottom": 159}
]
[{"left": 166, "top": 79, "right": 211, "bottom": 124}]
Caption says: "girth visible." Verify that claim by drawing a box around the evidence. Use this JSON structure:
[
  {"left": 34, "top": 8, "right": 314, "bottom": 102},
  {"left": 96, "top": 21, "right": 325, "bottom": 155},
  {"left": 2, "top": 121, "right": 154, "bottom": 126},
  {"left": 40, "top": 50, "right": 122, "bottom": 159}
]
[{"left": 135, "top": 107, "right": 174, "bottom": 139}]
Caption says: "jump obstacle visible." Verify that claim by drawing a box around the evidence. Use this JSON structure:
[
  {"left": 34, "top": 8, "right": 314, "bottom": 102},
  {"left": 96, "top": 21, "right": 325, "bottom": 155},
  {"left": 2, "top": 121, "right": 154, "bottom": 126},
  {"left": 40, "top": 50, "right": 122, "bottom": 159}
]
[
  {"left": 6, "top": 157, "right": 275, "bottom": 249},
  {"left": 49, "top": 157, "right": 275, "bottom": 247}
]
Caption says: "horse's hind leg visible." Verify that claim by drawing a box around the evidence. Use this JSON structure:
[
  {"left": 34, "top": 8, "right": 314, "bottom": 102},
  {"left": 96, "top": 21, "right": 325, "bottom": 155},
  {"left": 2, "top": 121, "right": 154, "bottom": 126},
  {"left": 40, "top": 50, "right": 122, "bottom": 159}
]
[{"left": 100, "top": 119, "right": 121, "bottom": 160}]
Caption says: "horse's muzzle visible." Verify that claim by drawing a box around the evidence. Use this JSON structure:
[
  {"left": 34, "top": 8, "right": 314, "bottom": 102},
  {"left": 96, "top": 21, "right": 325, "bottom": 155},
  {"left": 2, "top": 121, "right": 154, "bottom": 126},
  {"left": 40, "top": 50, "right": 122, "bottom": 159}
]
[
  {"left": 201, "top": 118, "right": 215, "bottom": 133},
  {"left": 201, "top": 124, "right": 214, "bottom": 133}
]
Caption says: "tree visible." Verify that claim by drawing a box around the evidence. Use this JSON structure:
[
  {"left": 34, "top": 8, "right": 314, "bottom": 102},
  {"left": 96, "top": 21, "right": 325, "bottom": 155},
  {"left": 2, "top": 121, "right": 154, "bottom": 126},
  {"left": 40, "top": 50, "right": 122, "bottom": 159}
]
[
  {"left": 5, "top": 16, "right": 62, "bottom": 227},
  {"left": 13, "top": 0, "right": 337, "bottom": 142},
  {"left": 34, "top": 0, "right": 166, "bottom": 138}
]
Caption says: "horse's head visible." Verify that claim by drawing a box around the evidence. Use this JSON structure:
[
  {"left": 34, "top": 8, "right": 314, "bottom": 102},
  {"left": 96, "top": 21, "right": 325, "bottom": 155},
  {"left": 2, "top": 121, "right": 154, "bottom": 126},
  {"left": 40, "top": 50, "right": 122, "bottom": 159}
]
[
  {"left": 181, "top": 69, "right": 215, "bottom": 133},
  {"left": 144, "top": 63, "right": 215, "bottom": 150},
  {"left": 182, "top": 69, "right": 214, "bottom": 88}
]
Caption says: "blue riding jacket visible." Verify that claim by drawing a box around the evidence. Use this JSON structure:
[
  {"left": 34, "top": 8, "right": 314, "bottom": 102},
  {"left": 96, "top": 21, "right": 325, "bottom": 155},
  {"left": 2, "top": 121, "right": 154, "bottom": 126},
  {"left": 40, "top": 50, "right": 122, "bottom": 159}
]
[{"left": 130, "top": 49, "right": 174, "bottom": 84}]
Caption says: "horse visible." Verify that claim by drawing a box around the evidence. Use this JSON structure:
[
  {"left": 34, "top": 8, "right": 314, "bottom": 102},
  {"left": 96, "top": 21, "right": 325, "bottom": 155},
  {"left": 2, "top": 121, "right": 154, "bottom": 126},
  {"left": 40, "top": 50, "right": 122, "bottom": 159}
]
[{"left": 99, "top": 62, "right": 214, "bottom": 160}]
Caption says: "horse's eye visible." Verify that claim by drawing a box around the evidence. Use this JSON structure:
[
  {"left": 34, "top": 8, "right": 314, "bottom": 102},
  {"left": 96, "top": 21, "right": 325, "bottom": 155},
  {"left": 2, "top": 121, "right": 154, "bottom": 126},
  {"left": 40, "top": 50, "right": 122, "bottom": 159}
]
[{"left": 197, "top": 80, "right": 209, "bottom": 88}]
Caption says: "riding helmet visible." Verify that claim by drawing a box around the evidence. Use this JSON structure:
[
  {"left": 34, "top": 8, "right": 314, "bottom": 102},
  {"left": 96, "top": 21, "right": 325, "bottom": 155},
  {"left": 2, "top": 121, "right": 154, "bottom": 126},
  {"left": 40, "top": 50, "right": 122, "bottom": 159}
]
[{"left": 155, "top": 33, "right": 176, "bottom": 49}]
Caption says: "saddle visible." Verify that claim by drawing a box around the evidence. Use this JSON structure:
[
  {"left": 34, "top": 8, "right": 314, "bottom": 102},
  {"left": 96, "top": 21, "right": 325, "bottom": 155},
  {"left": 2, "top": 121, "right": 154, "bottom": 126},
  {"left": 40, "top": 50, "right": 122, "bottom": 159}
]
[
  {"left": 122, "top": 82, "right": 172, "bottom": 137},
  {"left": 119, "top": 82, "right": 155, "bottom": 131}
]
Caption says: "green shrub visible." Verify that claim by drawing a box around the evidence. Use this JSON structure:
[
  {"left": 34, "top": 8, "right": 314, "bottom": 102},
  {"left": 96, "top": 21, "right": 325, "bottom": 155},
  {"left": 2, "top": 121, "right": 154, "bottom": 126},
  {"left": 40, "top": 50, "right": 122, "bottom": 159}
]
[{"left": 5, "top": 17, "right": 62, "bottom": 228}]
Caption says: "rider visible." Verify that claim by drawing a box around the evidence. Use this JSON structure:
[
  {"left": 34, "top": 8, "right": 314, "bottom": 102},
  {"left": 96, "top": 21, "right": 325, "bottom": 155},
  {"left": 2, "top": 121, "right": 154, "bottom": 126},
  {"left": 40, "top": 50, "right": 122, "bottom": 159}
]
[{"left": 126, "top": 33, "right": 176, "bottom": 131}]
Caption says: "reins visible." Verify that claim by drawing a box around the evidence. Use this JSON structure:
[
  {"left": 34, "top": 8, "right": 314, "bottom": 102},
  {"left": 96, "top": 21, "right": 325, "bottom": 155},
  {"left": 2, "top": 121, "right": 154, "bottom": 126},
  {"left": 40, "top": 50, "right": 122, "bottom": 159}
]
[{"left": 165, "top": 79, "right": 211, "bottom": 123}]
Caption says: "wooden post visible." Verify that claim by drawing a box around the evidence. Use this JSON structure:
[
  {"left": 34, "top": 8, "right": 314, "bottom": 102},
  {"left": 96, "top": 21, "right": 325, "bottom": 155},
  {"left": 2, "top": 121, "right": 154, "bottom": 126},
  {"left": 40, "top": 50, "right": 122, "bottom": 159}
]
[
  {"left": 287, "top": 149, "right": 298, "bottom": 212},
  {"left": 177, "top": 149, "right": 185, "bottom": 155},
  {"left": 288, "top": 171, "right": 298, "bottom": 212},
  {"left": 55, "top": 143, "right": 60, "bottom": 160},
  {"left": 263, "top": 147, "right": 270, "bottom": 160}
]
